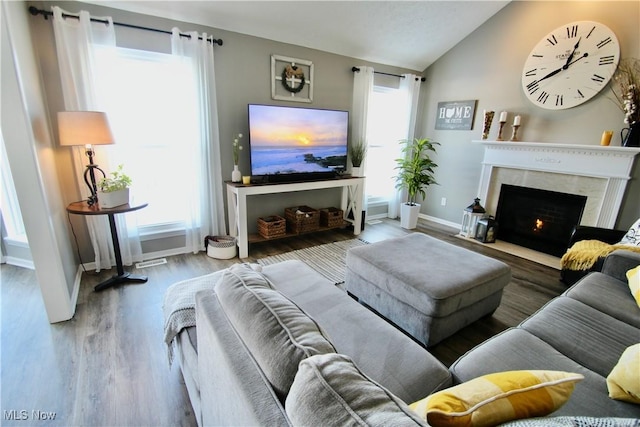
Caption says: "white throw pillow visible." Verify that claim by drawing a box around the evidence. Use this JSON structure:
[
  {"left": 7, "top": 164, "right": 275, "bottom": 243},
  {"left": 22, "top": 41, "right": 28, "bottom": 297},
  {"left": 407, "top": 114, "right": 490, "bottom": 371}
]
[{"left": 619, "top": 218, "right": 640, "bottom": 247}]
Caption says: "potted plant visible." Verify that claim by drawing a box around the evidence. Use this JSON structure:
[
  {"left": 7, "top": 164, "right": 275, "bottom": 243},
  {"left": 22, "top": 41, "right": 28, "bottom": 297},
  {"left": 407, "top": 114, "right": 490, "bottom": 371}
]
[
  {"left": 611, "top": 58, "right": 639, "bottom": 147},
  {"left": 349, "top": 139, "right": 367, "bottom": 177},
  {"left": 98, "top": 164, "right": 132, "bottom": 208},
  {"left": 394, "top": 137, "right": 439, "bottom": 229},
  {"left": 232, "top": 133, "right": 243, "bottom": 182}
]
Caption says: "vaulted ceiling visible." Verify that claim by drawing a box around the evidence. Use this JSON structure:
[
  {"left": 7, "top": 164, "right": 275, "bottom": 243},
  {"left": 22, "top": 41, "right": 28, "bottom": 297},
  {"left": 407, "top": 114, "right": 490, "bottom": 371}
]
[{"left": 82, "top": 1, "right": 510, "bottom": 70}]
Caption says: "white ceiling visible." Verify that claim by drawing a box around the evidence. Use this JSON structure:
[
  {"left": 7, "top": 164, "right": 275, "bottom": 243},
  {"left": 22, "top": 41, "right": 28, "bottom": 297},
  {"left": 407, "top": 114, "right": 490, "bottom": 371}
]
[{"left": 82, "top": 1, "right": 510, "bottom": 71}]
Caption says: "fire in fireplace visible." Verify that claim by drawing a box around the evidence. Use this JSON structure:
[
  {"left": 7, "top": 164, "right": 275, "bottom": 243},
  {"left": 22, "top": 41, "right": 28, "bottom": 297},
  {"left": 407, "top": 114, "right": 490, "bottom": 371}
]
[{"left": 495, "top": 184, "right": 587, "bottom": 257}]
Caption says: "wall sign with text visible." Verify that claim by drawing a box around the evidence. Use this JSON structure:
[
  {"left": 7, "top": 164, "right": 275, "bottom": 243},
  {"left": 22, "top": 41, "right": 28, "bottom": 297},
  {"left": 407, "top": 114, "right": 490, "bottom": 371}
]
[{"left": 435, "top": 100, "right": 477, "bottom": 130}]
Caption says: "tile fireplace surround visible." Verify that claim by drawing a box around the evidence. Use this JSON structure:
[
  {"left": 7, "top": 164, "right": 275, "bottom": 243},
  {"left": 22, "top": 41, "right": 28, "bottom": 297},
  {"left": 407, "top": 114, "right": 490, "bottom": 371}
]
[
  {"left": 466, "top": 141, "right": 640, "bottom": 269},
  {"left": 476, "top": 140, "right": 640, "bottom": 229}
]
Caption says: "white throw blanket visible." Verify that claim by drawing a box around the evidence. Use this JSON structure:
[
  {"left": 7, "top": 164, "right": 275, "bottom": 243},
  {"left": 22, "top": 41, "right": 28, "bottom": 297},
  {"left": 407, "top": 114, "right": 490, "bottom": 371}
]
[{"left": 162, "top": 270, "right": 224, "bottom": 365}]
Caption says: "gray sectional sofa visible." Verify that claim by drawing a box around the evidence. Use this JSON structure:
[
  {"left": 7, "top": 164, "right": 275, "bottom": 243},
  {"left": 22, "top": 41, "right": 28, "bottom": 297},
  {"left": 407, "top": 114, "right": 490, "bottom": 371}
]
[
  {"left": 168, "top": 259, "right": 452, "bottom": 426},
  {"left": 166, "top": 248, "right": 640, "bottom": 426},
  {"left": 451, "top": 249, "right": 640, "bottom": 418}
]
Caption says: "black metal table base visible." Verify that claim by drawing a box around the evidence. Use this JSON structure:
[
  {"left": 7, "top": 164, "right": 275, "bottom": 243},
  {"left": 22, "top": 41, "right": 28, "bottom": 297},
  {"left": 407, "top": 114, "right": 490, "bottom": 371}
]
[{"left": 94, "top": 272, "right": 148, "bottom": 292}]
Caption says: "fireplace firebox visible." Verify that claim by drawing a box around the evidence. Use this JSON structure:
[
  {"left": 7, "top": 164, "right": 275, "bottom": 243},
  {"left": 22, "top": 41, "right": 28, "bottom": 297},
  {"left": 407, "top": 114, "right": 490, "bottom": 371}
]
[{"left": 495, "top": 184, "right": 587, "bottom": 257}]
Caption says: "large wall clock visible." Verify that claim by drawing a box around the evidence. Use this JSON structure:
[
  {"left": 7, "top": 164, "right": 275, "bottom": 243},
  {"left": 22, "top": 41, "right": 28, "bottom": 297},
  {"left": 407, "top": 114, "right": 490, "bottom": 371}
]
[{"left": 521, "top": 21, "right": 620, "bottom": 110}]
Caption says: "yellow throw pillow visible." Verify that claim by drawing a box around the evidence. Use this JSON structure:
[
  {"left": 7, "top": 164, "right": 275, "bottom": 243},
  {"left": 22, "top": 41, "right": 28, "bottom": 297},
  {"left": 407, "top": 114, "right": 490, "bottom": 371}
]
[
  {"left": 410, "top": 370, "right": 584, "bottom": 427},
  {"left": 607, "top": 343, "right": 640, "bottom": 404},
  {"left": 627, "top": 266, "right": 640, "bottom": 307}
]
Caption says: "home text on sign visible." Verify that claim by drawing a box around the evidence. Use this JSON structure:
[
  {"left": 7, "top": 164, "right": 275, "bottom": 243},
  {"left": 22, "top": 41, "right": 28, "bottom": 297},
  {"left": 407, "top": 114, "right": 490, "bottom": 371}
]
[{"left": 435, "top": 100, "right": 476, "bottom": 130}]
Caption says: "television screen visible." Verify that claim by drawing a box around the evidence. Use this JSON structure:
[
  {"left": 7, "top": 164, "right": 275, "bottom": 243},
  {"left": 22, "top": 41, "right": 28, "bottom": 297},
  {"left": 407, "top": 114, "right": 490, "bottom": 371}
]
[{"left": 248, "top": 104, "right": 348, "bottom": 180}]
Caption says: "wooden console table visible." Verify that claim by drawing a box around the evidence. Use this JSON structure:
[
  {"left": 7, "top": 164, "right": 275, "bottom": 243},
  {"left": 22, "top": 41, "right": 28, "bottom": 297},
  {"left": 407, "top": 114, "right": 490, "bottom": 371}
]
[
  {"left": 67, "top": 201, "right": 148, "bottom": 291},
  {"left": 226, "top": 177, "right": 365, "bottom": 258}
]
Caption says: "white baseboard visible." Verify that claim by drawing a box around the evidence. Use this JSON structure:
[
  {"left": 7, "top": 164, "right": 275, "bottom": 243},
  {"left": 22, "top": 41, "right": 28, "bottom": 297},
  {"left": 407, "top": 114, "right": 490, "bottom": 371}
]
[
  {"left": 420, "top": 214, "right": 461, "bottom": 230},
  {"left": 4, "top": 256, "right": 35, "bottom": 270},
  {"left": 76, "top": 247, "right": 195, "bottom": 274}
]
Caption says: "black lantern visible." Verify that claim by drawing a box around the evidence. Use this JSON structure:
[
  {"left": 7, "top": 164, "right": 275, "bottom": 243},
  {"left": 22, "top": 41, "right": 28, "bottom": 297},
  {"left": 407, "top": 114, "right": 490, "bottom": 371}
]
[{"left": 475, "top": 216, "right": 498, "bottom": 243}]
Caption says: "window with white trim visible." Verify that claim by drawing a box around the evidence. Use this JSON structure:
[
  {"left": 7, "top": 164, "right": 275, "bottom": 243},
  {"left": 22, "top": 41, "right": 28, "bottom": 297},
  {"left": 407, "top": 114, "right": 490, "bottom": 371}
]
[
  {"left": 1, "top": 131, "right": 27, "bottom": 243},
  {"left": 364, "top": 86, "right": 406, "bottom": 202},
  {"left": 93, "top": 46, "right": 200, "bottom": 234}
]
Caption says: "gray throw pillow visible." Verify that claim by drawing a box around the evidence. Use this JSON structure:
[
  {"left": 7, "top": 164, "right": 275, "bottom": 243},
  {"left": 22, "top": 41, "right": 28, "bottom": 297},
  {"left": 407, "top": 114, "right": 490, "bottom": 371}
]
[
  {"left": 285, "top": 353, "right": 428, "bottom": 427},
  {"left": 215, "top": 263, "right": 336, "bottom": 399}
]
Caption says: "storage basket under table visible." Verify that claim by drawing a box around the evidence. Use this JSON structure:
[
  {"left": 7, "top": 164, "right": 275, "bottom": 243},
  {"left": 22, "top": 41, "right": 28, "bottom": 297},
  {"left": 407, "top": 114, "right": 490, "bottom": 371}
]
[
  {"left": 320, "top": 207, "right": 344, "bottom": 228},
  {"left": 257, "top": 215, "right": 286, "bottom": 239},
  {"left": 285, "top": 205, "right": 320, "bottom": 234}
]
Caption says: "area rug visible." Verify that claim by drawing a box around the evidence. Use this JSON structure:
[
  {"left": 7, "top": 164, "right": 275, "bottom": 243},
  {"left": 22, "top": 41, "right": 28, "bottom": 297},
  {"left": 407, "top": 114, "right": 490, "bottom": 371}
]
[{"left": 256, "top": 239, "right": 368, "bottom": 285}]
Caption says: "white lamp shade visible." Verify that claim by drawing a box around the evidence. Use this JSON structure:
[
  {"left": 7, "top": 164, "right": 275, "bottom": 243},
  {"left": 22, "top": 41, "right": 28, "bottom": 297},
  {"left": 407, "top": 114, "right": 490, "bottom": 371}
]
[{"left": 58, "top": 111, "right": 114, "bottom": 146}]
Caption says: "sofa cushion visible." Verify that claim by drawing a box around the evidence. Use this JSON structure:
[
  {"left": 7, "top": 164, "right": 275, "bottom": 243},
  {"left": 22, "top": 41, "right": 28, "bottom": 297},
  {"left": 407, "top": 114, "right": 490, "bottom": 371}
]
[
  {"left": 215, "top": 263, "right": 336, "bottom": 399},
  {"left": 607, "top": 343, "right": 640, "bottom": 404},
  {"left": 262, "top": 260, "right": 453, "bottom": 403},
  {"left": 410, "top": 370, "right": 583, "bottom": 427},
  {"left": 564, "top": 272, "right": 640, "bottom": 328},
  {"left": 285, "top": 353, "right": 427, "bottom": 426},
  {"left": 449, "top": 328, "right": 640, "bottom": 418},
  {"left": 520, "top": 297, "right": 640, "bottom": 378},
  {"left": 627, "top": 266, "right": 640, "bottom": 307}
]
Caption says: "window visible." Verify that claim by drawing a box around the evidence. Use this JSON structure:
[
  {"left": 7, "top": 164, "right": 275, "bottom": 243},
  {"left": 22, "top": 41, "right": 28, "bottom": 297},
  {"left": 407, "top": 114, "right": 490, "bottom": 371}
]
[
  {"left": 1, "top": 131, "right": 27, "bottom": 242},
  {"left": 93, "top": 47, "right": 200, "bottom": 233},
  {"left": 364, "top": 86, "right": 406, "bottom": 201}
]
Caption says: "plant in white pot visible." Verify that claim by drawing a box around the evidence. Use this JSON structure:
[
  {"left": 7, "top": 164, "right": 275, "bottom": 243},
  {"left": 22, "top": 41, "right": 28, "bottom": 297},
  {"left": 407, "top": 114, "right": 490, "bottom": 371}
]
[
  {"left": 394, "top": 137, "right": 439, "bottom": 229},
  {"left": 98, "top": 164, "right": 132, "bottom": 208},
  {"left": 348, "top": 139, "right": 367, "bottom": 177}
]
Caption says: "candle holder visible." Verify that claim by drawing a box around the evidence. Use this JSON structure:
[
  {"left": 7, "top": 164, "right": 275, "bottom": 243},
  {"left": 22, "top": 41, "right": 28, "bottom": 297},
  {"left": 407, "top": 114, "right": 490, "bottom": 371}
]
[
  {"left": 482, "top": 111, "right": 495, "bottom": 140},
  {"left": 496, "top": 120, "right": 506, "bottom": 141},
  {"left": 510, "top": 125, "right": 521, "bottom": 141}
]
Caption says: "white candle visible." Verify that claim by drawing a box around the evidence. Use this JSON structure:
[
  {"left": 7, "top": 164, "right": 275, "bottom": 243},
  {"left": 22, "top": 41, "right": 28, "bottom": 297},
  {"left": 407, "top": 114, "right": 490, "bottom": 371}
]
[
  {"left": 499, "top": 111, "right": 508, "bottom": 122},
  {"left": 514, "top": 115, "right": 521, "bottom": 126}
]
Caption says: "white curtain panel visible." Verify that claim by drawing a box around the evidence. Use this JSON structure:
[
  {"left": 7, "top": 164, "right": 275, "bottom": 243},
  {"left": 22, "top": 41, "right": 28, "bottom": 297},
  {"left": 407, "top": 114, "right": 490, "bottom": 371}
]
[
  {"left": 52, "top": 6, "right": 142, "bottom": 271},
  {"left": 388, "top": 73, "right": 422, "bottom": 219},
  {"left": 171, "top": 29, "right": 226, "bottom": 253},
  {"left": 351, "top": 66, "right": 374, "bottom": 214}
]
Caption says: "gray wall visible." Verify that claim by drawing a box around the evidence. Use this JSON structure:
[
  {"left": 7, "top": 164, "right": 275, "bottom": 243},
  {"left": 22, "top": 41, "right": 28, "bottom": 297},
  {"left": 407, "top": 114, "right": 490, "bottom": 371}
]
[
  {"left": 28, "top": 0, "right": 418, "bottom": 259},
  {"left": 417, "top": 1, "right": 640, "bottom": 229},
  {"left": 24, "top": 0, "right": 640, "bottom": 265}
]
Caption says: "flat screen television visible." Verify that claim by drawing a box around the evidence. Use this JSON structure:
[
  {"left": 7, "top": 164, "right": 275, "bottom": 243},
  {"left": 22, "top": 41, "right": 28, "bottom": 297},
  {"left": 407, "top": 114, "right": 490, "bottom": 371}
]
[{"left": 248, "top": 104, "right": 349, "bottom": 182}]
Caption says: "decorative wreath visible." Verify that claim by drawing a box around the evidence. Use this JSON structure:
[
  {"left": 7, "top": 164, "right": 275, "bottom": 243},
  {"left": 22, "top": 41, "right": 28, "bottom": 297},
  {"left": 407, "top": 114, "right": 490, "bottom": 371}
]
[{"left": 281, "top": 64, "right": 306, "bottom": 93}]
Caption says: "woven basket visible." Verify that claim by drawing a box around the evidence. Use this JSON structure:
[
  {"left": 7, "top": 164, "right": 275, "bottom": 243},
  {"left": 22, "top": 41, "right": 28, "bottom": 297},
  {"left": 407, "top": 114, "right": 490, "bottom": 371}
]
[
  {"left": 320, "top": 207, "right": 344, "bottom": 227},
  {"left": 257, "top": 215, "right": 286, "bottom": 239},
  {"left": 204, "top": 235, "right": 237, "bottom": 259},
  {"left": 285, "top": 205, "right": 320, "bottom": 234}
]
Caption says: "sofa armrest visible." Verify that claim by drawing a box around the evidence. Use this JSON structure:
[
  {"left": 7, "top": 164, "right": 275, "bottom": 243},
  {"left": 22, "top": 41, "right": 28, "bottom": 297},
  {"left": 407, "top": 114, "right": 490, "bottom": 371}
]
[
  {"left": 601, "top": 250, "right": 640, "bottom": 282},
  {"left": 568, "top": 226, "right": 626, "bottom": 247}
]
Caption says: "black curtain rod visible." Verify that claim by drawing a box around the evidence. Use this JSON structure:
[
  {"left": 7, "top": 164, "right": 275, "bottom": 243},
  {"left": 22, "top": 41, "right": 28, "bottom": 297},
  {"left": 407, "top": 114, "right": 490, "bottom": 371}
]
[
  {"left": 351, "top": 67, "right": 425, "bottom": 82},
  {"left": 28, "top": 6, "right": 223, "bottom": 46}
]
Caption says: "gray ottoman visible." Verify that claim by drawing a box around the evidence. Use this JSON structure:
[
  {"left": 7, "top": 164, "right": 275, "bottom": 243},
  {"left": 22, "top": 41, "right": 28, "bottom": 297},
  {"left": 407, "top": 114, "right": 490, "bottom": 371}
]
[{"left": 345, "top": 233, "right": 511, "bottom": 347}]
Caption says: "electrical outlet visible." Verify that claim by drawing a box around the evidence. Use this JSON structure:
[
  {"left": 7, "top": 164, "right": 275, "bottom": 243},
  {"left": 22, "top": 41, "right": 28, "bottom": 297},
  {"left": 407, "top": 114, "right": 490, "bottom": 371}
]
[{"left": 441, "top": 197, "right": 447, "bottom": 206}]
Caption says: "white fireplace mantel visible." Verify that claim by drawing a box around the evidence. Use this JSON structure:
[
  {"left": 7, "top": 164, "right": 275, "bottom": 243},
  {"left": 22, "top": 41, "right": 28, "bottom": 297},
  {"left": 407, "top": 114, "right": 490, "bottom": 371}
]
[{"left": 475, "top": 140, "right": 640, "bottom": 228}]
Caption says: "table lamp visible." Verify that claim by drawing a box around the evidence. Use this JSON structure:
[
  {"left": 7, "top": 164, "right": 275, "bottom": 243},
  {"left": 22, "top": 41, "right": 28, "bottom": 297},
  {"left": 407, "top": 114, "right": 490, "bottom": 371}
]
[{"left": 58, "top": 111, "right": 114, "bottom": 206}]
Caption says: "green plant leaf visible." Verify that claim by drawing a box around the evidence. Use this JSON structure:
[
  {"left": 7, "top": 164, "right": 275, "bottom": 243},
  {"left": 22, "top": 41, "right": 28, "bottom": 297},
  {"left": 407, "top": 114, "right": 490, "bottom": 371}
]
[
  {"left": 98, "top": 164, "right": 132, "bottom": 193},
  {"left": 394, "top": 137, "right": 439, "bottom": 205}
]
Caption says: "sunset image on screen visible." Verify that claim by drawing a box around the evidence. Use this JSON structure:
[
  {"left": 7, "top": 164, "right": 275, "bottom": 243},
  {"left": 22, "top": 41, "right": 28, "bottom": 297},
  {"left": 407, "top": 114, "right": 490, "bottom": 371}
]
[
  {"left": 249, "top": 105, "right": 348, "bottom": 147},
  {"left": 249, "top": 105, "right": 348, "bottom": 175}
]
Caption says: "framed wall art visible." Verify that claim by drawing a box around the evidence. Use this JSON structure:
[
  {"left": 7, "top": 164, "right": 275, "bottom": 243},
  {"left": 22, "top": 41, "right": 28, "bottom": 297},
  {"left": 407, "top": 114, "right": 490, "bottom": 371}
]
[
  {"left": 271, "top": 55, "right": 314, "bottom": 103},
  {"left": 435, "top": 100, "right": 477, "bottom": 130}
]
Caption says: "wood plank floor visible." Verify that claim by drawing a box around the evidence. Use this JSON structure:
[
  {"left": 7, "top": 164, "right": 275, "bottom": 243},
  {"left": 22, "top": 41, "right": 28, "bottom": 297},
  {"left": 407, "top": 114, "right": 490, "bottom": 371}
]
[{"left": 0, "top": 218, "right": 565, "bottom": 426}]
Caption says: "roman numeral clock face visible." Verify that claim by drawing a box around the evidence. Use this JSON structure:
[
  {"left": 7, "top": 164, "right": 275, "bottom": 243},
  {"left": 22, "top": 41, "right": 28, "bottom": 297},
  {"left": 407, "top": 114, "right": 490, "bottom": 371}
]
[{"left": 522, "top": 21, "right": 620, "bottom": 110}]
